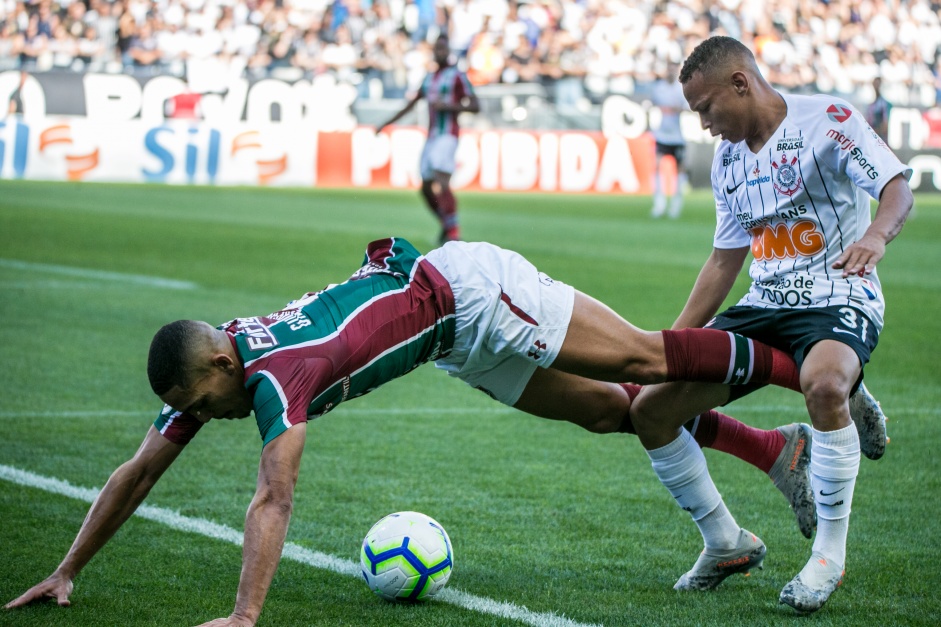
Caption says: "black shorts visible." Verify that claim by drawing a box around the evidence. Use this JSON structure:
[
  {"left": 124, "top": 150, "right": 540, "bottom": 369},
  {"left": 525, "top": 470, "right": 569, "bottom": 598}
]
[
  {"left": 655, "top": 142, "right": 686, "bottom": 165},
  {"left": 707, "top": 305, "right": 879, "bottom": 402}
]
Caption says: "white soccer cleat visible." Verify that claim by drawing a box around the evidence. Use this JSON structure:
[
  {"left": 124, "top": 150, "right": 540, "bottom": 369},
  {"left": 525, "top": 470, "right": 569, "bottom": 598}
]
[
  {"left": 849, "top": 382, "right": 887, "bottom": 460},
  {"left": 673, "top": 528, "right": 766, "bottom": 591},
  {"left": 768, "top": 423, "right": 815, "bottom": 539},
  {"left": 779, "top": 552, "right": 845, "bottom": 614}
]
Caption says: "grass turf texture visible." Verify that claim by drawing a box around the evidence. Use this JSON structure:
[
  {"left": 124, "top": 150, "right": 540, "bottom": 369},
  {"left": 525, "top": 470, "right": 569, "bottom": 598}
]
[{"left": 0, "top": 180, "right": 939, "bottom": 627}]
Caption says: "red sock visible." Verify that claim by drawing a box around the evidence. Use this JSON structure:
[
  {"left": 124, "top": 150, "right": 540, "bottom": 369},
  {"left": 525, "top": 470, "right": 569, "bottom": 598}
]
[
  {"left": 661, "top": 328, "right": 801, "bottom": 392},
  {"left": 437, "top": 187, "right": 459, "bottom": 233},
  {"left": 618, "top": 383, "right": 784, "bottom": 473},
  {"left": 687, "top": 410, "right": 785, "bottom": 473}
]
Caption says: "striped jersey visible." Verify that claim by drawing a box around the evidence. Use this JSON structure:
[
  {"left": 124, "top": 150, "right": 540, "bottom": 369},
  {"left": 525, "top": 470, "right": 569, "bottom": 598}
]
[
  {"left": 421, "top": 65, "right": 475, "bottom": 139},
  {"left": 154, "top": 238, "right": 456, "bottom": 447},
  {"left": 711, "top": 93, "right": 912, "bottom": 330}
]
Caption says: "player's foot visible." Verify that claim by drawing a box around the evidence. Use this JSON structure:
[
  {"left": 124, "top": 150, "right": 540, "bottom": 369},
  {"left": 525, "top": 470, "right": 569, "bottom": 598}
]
[
  {"left": 651, "top": 195, "right": 666, "bottom": 218},
  {"left": 849, "top": 382, "right": 887, "bottom": 460},
  {"left": 768, "top": 423, "right": 815, "bottom": 539},
  {"left": 779, "top": 552, "right": 844, "bottom": 614},
  {"left": 439, "top": 227, "right": 461, "bottom": 245},
  {"left": 673, "top": 528, "right": 766, "bottom": 591}
]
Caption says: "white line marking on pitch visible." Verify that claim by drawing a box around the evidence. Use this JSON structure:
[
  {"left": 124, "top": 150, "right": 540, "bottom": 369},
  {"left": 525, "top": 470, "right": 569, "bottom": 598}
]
[
  {"left": 0, "top": 464, "right": 601, "bottom": 627},
  {"left": 0, "top": 259, "right": 198, "bottom": 290}
]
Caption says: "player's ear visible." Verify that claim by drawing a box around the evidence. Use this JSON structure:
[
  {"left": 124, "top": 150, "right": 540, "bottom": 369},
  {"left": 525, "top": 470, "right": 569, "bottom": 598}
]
[
  {"left": 211, "top": 353, "right": 237, "bottom": 372},
  {"left": 730, "top": 71, "right": 748, "bottom": 95}
]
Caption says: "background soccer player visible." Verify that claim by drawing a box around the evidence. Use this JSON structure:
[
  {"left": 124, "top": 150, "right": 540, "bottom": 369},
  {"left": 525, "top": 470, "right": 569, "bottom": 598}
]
[{"left": 376, "top": 35, "right": 480, "bottom": 244}]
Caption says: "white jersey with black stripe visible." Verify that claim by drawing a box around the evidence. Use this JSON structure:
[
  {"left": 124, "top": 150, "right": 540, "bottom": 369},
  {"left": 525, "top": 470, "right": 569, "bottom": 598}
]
[{"left": 711, "top": 93, "right": 912, "bottom": 330}]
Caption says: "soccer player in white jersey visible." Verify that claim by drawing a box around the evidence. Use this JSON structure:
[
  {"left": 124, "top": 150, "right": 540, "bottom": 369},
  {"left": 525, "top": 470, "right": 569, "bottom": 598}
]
[
  {"left": 376, "top": 35, "right": 480, "bottom": 244},
  {"left": 629, "top": 36, "right": 913, "bottom": 614},
  {"left": 650, "top": 62, "right": 689, "bottom": 219}
]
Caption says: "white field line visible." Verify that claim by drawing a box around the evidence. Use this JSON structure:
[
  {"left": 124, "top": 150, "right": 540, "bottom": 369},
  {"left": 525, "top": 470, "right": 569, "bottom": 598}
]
[
  {"left": 0, "top": 258, "right": 198, "bottom": 290},
  {"left": 0, "top": 464, "right": 602, "bottom": 627}
]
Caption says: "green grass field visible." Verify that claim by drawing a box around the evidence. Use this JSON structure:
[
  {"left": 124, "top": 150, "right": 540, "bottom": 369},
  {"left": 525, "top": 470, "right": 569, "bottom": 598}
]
[{"left": 1, "top": 180, "right": 939, "bottom": 627}]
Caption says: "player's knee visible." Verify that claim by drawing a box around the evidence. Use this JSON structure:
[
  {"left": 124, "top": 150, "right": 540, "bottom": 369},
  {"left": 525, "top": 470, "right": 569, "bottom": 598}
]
[
  {"left": 579, "top": 386, "right": 631, "bottom": 434},
  {"left": 802, "top": 373, "right": 852, "bottom": 416}
]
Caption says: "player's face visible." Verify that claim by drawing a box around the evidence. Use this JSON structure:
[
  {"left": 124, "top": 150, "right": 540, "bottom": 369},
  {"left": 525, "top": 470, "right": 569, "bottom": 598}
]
[
  {"left": 161, "top": 362, "right": 253, "bottom": 423},
  {"left": 683, "top": 71, "right": 748, "bottom": 143},
  {"left": 433, "top": 39, "right": 450, "bottom": 66}
]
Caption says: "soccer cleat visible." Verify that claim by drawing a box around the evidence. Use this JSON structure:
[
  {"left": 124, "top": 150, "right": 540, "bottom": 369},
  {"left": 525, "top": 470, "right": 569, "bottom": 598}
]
[
  {"left": 673, "top": 529, "right": 766, "bottom": 591},
  {"left": 849, "top": 382, "right": 887, "bottom": 460},
  {"left": 779, "top": 552, "right": 845, "bottom": 614},
  {"left": 768, "top": 423, "right": 816, "bottom": 539}
]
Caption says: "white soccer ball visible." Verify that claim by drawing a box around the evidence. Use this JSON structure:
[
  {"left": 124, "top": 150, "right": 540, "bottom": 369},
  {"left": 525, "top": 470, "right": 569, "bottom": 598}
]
[{"left": 360, "top": 511, "right": 454, "bottom": 602}]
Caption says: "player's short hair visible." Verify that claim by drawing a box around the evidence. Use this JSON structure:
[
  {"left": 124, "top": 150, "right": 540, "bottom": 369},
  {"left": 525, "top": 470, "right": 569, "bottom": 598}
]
[
  {"left": 147, "top": 320, "right": 203, "bottom": 396},
  {"left": 680, "top": 36, "right": 755, "bottom": 84}
]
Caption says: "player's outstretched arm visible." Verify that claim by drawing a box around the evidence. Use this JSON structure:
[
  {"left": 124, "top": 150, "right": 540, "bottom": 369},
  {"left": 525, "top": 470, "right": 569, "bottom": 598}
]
[
  {"left": 4, "top": 426, "right": 185, "bottom": 610},
  {"left": 194, "top": 423, "right": 307, "bottom": 627},
  {"left": 833, "top": 174, "right": 914, "bottom": 277},
  {"left": 672, "top": 246, "right": 749, "bottom": 330},
  {"left": 375, "top": 90, "right": 424, "bottom": 135}
]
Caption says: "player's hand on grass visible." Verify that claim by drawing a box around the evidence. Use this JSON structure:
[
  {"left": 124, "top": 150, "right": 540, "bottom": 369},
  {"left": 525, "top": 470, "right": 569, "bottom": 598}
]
[
  {"left": 4, "top": 573, "right": 73, "bottom": 609},
  {"left": 833, "top": 233, "right": 886, "bottom": 278},
  {"left": 194, "top": 614, "right": 255, "bottom": 627}
]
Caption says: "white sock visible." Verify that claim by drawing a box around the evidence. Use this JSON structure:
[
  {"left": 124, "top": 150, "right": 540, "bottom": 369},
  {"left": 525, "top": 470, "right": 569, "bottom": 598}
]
[
  {"left": 811, "top": 424, "right": 860, "bottom": 568},
  {"left": 647, "top": 430, "right": 739, "bottom": 549}
]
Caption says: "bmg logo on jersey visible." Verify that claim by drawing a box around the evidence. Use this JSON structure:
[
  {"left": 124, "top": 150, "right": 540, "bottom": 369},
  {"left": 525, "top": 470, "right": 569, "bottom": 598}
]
[{"left": 750, "top": 220, "right": 825, "bottom": 262}]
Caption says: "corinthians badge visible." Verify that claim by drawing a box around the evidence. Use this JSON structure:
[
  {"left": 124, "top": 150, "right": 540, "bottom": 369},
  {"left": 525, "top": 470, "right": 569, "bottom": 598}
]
[{"left": 772, "top": 153, "right": 802, "bottom": 197}]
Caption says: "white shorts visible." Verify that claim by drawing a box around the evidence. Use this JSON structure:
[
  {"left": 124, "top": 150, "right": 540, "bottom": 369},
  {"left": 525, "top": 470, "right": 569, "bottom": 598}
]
[
  {"left": 420, "top": 134, "right": 458, "bottom": 180},
  {"left": 425, "top": 241, "right": 575, "bottom": 406}
]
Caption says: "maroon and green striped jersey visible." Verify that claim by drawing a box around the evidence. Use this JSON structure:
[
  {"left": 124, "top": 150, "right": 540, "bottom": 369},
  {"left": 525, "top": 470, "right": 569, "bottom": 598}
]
[{"left": 154, "top": 238, "right": 456, "bottom": 447}]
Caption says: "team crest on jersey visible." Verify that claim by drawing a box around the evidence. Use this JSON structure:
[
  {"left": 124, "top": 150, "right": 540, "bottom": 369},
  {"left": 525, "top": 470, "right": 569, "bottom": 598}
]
[
  {"left": 772, "top": 153, "right": 802, "bottom": 197},
  {"left": 826, "top": 104, "right": 852, "bottom": 123}
]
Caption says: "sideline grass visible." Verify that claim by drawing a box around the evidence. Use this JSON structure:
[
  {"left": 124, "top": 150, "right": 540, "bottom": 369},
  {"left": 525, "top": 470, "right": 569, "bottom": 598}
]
[{"left": 1, "top": 181, "right": 939, "bottom": 626}]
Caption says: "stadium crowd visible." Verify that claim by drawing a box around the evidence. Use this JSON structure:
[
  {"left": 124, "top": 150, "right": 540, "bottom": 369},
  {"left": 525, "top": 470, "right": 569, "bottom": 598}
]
[{"left": 1, "top": 0, "right": 940, "bottom": 108}]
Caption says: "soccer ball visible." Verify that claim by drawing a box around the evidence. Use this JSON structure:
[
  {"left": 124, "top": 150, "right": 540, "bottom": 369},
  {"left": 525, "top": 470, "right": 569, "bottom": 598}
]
[{"left": 360, "top": 511, "right": 453, "bottom": 602}]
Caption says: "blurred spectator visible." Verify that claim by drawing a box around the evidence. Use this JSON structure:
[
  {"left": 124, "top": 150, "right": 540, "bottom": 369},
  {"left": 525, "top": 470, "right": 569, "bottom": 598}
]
[
  {"left": 1, "top": 0, "right": 937, "bottom": 113},
  {"left": 866, "top": 76, "right": 892, "bottom": 143},
  {"left": 127, "top": 21, "right": 161, "bottom": 72},
  {"left": 466, "top": 29, "right": 503, "bottom": 86},
  {"left": 6, "top": 69, "right": 26, "bottom": 116}
]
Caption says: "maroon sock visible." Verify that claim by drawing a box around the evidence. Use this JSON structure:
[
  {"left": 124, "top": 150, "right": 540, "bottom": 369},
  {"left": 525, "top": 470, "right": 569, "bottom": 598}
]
[
  {"left": 690, "top": 410, "right": 785, "bottom": 473},
  {"left": 620, "top": 380, "right": 785, "bottom": 474},
  {"left": 661, "top": 328, "right": 801, "bottom": 392},
  {"left": 438, "top": 187, "right": 459, "bottom": 231}
]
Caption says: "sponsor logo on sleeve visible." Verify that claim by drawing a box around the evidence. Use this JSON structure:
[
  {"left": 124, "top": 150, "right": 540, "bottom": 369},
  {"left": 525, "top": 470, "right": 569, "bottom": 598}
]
[
  {"left": 826, "top": 104, "right": 853, "bottom": 123},
  {"left": 825, "top": 130, "right": 879, "bottom": 179}
]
